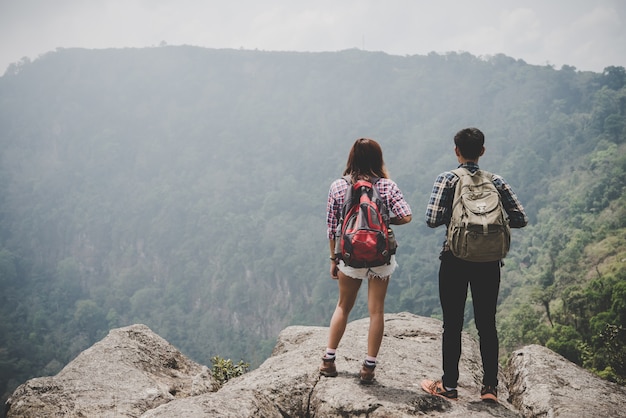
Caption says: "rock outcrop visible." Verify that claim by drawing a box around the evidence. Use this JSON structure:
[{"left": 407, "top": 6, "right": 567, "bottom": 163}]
[
  {"left": 507, "top": 344, "right": 626, "bottom": 417},
  {"left": 5, "top": 312, "right": 626, "bottom": 417},
  {"left": 4, "top": 324, "right": 217, "bottom": 417}
]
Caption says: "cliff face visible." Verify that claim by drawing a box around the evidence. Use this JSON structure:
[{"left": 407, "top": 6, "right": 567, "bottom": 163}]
[{"left": 5, "top": 313, "right": 626, "bottom": 417}]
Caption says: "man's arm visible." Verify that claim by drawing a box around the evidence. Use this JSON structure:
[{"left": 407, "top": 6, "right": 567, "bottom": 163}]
[
  {"left": 425, "top": 172, "right": 455, "bottom": 228},
  {"left": 493, "top": 176, "right": 528, "bottom": 228}
]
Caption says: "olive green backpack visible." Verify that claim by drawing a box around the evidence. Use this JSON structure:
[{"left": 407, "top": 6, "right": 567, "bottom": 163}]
[{"left": 447, "top": 168, "right": 511, "bottom": 262}]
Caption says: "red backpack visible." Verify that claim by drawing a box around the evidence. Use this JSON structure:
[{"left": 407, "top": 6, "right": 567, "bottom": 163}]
[{"left": 334, "top": 176, "right": 396, "bottom": 268}]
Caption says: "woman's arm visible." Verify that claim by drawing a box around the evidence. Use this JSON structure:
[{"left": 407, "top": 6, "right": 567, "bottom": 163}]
[
  {"left": 329, "top": 239, "right": 338, "bottom": 279},
  {"left": 391, "top": 214, "right": 412, "bottom": 225}
]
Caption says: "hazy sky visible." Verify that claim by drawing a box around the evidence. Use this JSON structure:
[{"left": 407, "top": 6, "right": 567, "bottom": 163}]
[{"left": 1, "top": 0, "right": 625, "bottom": 74}]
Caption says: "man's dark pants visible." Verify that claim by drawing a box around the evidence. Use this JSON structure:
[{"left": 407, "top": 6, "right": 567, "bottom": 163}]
[{"left": 438, "top": 251, "right": 501, "bottom": 388}]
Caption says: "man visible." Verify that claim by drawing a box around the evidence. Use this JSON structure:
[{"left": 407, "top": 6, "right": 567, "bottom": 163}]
[{"left": 421, "top": 127, "right": 528, "bottom": 403}]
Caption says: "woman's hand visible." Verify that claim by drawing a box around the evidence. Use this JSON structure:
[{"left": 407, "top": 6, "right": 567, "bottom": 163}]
[
  {"left": 330, "top": 259, "right": 339, "bottom": 279},
  {"left": 329, "top": 240, "right": 339, "bottom": 279}
]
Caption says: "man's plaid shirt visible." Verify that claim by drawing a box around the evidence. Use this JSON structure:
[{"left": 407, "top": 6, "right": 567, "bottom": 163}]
[
  {"left": 425, "top": 162, "right": 528, "bottom": 249},
  {"left": 326, "top": 177, "right": 412, "bottom": 239}
]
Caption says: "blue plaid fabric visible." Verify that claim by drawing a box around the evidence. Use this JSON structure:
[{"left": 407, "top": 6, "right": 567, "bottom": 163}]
[
  {"left": 327, "top": 177, "right": 412, "bottom": 239},
  {"left": 425, "top": 162, "right": 528, "bottom": 249}
]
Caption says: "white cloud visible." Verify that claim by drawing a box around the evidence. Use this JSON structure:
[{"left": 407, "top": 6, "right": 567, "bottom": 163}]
[
  {"left": 0, "top": 0, "right": 624, "bottom": 73},
  {"left": 538, "top": 3, "right": 625, "bottom": 70},
  {"left": 501, "top": 8, "right": 542, "bottom": 46}
]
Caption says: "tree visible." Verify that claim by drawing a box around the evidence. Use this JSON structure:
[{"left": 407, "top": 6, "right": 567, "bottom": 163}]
[
  {"left": 598, "top": 324, "right": 626, "bottom": 383},
  {"left": 546, "top": 324, "right": 583, "bottom": 364},
  {"left": 74, "top": 300, "right": 105, "bottom": 340},
  {"left": 602, "top": 66, "right": 626, "bottom": 90}
]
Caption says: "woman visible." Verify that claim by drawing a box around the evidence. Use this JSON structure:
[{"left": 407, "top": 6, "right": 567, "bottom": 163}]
[{"left": 321, "top": 137, "right": 412, "bottom": 384}]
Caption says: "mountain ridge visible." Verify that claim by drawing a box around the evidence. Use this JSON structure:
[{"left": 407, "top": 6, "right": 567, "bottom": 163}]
[{"left": 0, "top": 46, "right": 624, "bottom": 403}]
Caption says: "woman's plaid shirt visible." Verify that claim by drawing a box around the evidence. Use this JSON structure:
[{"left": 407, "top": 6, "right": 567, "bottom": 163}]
[
  {"left": 425, "top": 162, "right": 528, "bottom": 249},
  {"left": 326, "top": 177, "right": 412, "bottom": 239}
]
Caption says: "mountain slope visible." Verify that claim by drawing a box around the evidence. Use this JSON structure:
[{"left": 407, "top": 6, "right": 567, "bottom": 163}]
[{"left": 0, "top": 47, "right": 624, "bottom": 401}]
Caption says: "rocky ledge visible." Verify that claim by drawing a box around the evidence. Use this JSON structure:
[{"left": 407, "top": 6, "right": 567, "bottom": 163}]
[{"left": 5, "top": 312, "right": 626, "bottom": 417}]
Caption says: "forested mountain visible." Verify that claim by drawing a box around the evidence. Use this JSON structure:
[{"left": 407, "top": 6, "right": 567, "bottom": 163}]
[{"left": 0, "top": 46, "right": 624, "bottom": 402}]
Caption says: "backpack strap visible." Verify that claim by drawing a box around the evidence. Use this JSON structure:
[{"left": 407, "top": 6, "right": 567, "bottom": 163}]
[
  {"left": 344, "top": 175, "right": 380, "bottom": 185},
  {"left": 451, "top": 167, "right": 494, "bottom": 184},
  {"left": 452, "top": 167, "right": 477, "bottom": 178},
  {"left": 337, "top": 176, "right": 351, "bottom": 222},
  {"left": 337, "top": 175, "right": 383, "bottom": 224}
]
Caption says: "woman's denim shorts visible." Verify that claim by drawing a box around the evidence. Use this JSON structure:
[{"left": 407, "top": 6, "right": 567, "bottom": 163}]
[{"left": 337, "top": 255, "right": 397, "bottom": 280}]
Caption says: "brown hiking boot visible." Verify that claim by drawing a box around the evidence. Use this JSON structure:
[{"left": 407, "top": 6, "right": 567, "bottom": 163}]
[
  {"left": 480, "top": 385, "right": 498, "bottom": 403},
  {"left": 359, "top": 361, "right": 376, "bottom": 384},
  {"left": 420, "top": 379, "right": 458, "bottom": 400},
  {"left": 319, "top": 357, "right": 338, "bottom": 377}
]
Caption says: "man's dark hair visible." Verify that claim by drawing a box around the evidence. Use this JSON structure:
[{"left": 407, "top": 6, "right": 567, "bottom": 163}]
[{"left": 454, "top": 128, "right": 484, "bottom": 160}]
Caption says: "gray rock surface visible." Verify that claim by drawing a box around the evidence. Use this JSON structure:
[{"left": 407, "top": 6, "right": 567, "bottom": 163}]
[
  {"left": 5, "top": 324, "right": 218, "bottom": 417},
  {"left": 507, "top": 344, "right": 626, "bottom": 417},
  {"left": 6, "top": 312, "right": 626, "bottom": 417}
]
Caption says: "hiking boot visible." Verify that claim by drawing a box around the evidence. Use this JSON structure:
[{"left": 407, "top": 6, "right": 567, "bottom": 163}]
[
  {"left": 359, "top": 361, "right": 376, "bottom": 384},
  {"left": 420, "top": 379, "right": 458, "bottom": 400},
  {"left": 319, "top": 357, "right": 338, "bottom": 377},
  {"left": 480, "top": 385, "right": 498, "bottom": 403}
]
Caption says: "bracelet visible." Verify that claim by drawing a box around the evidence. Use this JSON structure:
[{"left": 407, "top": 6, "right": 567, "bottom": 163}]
[{"left": 329, "top": 256, "right": 336, "bottom": 261}]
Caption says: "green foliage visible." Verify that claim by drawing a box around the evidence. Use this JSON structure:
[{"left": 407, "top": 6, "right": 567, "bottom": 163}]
[
  {"left": 597, "top": 324, "right": 626, "bottom": 383},
  {"left": 210, "top": 356, "right": 250, "bottom": 386},
  {"left": 546, "top": 324, "right": 583, "bottom": 364},
  {"left": 507, "top": 160, "right": 626, "bottom": 379},
  {"left": 602, "top": 66, "right": 626, "bottom": 90},
  {"left": 0, "top": 47, "right": 624, "bottom": 404}
]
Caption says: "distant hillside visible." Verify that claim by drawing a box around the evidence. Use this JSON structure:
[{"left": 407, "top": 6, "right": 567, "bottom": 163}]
[{"left": 0, "top": 46, "right": 624, "bottom": 402}]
